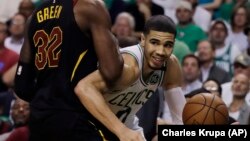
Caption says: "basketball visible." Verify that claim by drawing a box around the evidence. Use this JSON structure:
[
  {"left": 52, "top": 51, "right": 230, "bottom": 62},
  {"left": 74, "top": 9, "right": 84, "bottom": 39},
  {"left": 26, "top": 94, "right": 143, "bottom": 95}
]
[{"left": 182, "top": 93, "right": 229, "bottom": 125}]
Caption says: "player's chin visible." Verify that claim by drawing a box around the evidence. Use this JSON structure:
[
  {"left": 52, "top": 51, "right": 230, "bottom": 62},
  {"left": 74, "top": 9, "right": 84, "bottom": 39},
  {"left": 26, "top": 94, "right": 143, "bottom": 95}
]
[
  {"left": 149, "top": 63, "right": 163, "bottom": 70},
  {"left": 151, "top": 60, "right": 164, "bottom": 68}
]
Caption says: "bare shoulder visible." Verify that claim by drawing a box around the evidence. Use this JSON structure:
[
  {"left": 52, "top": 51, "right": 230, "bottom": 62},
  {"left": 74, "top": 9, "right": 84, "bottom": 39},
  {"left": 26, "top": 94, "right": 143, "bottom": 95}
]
[
  {"left": 75, "top": 0, "right": 110, "bottom": 22},
  {"left": 121, "top": 53, "right": 140, "bottom": 78},
  {"left": 110, "top": 53, "right": 140, "bottom": 90},
  {"left": 168, "top": 54, "right": 180, "bottom": 66}
]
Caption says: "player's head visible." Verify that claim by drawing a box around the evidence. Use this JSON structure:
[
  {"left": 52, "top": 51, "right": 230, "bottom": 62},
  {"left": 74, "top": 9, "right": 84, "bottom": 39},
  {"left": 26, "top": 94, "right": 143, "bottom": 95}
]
[{"left": 141, "top": 15, "right": 176, "bottom": 70}]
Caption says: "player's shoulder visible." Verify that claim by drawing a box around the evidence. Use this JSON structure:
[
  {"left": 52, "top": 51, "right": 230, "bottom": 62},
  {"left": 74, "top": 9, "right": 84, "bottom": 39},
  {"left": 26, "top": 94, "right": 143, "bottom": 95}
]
[
  {"left": 75, "top": 0, "right": 105, "bottom": 12},
  {"left": 74, "top": 0, "right": 108, "bottom": 22},
  {"left": 120, "top": 44, "right": 140, "bottom": 53},
  {"left": 168, "top": 54, "right": 179, "bottom": 65}
]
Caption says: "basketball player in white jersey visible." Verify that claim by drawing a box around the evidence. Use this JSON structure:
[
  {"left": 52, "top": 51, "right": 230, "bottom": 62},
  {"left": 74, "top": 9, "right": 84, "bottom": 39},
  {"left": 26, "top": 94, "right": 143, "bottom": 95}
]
[{"left": 74, "top": 15, "right": 186, "bottom": 141}]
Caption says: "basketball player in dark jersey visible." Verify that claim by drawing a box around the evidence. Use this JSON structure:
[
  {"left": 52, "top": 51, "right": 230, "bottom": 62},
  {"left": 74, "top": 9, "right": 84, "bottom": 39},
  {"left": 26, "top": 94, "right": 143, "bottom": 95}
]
[{"left": 14, "top": 0, "right": 123, "bottom": 141}]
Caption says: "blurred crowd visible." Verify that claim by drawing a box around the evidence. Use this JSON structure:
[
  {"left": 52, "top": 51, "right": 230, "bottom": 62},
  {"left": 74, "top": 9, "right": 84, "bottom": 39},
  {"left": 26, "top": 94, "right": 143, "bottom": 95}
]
[{"left": 0, "top": 0, "right": 250, "bottom": 141}]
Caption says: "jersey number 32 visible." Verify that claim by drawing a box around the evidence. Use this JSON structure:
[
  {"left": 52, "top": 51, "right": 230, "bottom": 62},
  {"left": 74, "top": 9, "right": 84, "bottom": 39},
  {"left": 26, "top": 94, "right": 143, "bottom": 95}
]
[{"left": 33, "top": 26, "right": 62, "bottom": 70}]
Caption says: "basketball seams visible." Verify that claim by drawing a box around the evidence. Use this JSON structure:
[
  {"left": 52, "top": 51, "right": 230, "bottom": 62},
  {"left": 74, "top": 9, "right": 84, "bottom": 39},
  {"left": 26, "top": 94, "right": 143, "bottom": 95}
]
[
  {"left": 202, "top": 94, "right": 215, "bottom": 124},
  {"left": 213, "top": 104, "right": 229, "bottom": 124},
  {"left": 183, "top": 93, "right": 229, "bottom": 125},
  {"left": 183, "top": 95, "right": 206, "bottom": 124},
  {"left": 183, "top": 103, "right": 206, "bottom": 123}
]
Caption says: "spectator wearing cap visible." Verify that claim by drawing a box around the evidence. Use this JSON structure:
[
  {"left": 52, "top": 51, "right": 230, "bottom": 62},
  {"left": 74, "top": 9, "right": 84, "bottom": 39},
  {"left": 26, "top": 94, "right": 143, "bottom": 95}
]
[
  {"left": 221, "top": 52, "right": 250, "bottom": 106},
  {"left": 175, "top": 0, "right": 207, "bottom": 53},
  {"left": 209, "top": 19, "right": 241, "bottom": 76}
]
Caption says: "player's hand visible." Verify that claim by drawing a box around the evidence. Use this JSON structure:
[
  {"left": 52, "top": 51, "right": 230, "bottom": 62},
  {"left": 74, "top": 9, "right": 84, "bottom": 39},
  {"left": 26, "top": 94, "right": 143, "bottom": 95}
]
[{"left": 118, "top": 128, "right": 146, "bottom": 141}]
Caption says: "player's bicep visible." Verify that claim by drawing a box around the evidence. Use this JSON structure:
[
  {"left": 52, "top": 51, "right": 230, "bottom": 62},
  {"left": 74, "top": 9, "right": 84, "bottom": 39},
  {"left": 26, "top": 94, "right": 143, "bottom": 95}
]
[
  {"left": 84, "top": 53, "right": 138, "bottom": 91},
  {"left": 113, "top": 53, "right": 139, "bottom": 89}
]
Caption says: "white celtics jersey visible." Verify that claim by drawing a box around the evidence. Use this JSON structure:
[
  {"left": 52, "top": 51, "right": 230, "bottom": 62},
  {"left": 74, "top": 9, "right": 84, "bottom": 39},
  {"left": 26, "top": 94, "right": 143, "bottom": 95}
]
[{"left": 104, "top": 44, "right": 165, "bottom": 130}]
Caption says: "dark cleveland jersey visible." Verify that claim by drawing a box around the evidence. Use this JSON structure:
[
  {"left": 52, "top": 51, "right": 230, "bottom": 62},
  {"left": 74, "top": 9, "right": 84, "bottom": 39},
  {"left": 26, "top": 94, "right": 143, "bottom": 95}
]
[{"left": 28, "top": 0, "right": 97, "bottom": 114}]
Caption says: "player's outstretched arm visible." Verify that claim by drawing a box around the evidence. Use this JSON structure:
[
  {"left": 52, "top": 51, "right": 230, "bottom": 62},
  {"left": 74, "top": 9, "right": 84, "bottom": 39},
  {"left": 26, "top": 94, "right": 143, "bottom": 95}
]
[
  {"left": 14, "top": 17, "right": 36, "bottom": 102},
  {"left": 162, "top": 55, "right": 186, "bottom": 124},
  {"left": 74, "top": 53, "right": 144, "bottom": 141},
  {"left": 75, "top": 0, "right": 123, "bottom": 85},
  {"left": 74, "top": 72, "right": 144, "bottom": 140}
]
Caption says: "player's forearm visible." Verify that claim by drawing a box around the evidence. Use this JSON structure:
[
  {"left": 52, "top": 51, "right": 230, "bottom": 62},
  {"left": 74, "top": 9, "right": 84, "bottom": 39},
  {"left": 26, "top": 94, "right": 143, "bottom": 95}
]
[
  {"left": 164, "top": 87, "right": 186, "bottom": 124},
  {"left": 91, "top": 26, "right": 124, "bottom": 85},
  {"left": 74, "top": 80, "right": 127, "bottom": 137},
  {"left": 14, "top": 61, "right": 36, "bottom": 102}
]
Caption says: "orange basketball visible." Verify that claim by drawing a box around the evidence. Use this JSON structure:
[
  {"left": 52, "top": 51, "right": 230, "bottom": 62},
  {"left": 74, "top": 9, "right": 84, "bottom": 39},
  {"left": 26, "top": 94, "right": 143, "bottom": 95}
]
[{"left": 182, "top": 93, "right": 229, "bottom": 125}]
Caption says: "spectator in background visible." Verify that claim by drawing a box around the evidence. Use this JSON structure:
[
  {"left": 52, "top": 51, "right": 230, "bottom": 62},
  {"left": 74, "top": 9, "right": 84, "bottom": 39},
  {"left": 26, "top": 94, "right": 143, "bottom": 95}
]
[
  {"left": 112, "top": 12, "right": 139, "bottom": 48},
  {"left": 226, "top": 6, "right": 249, "bottom": 52},
  {"left": 0, "top": 98, "right": 30, "bottom": 141},
  {"left": 209, "top": 19, "right": 241, "bottom": 75},
  {"left": 0, "top": 0, "right": 22, "bottom": 23},
  {"left": 152, "top": 0, "right": 181, "bottom": 23},
  {"left": 18, "top": 0, "right": 35, "bottom": 19},
  {"left": 197, "top": 40, "right": 231, "bottom": 84},
  {"left": 176, "top": 0, "right": 207, "bottom": 53},
  {"left": 203, "top": 78, "right": 222, "bottom": 97},
  {"left": 112, "top": 12, "right": 136, "bottom": 38},
  {"left": 173, "top": 39, "right": 191, "bottom": 64},
  {"left": 228, "top": 73, "right": 250, "bottom": 125},
  {"left": 199, "top": 0, "right": 222, "bottom": 19},
  {"left": 222, "top": 53, "right": 250, "bottom": 106},
  {"left": 182, "top": 54, "right": 202, "bottom": 95},
  {"left": 0, "top": 22, "right": 19, "bottom": 92},
  {"left": 4, "top": 13, "right": 26, "bottom": 54},
  {"left": 186, "top": 0, "right": 212, "bottom": 32},
  {"left": 125, "top": 0, "right": 164, "bottom": 33}
]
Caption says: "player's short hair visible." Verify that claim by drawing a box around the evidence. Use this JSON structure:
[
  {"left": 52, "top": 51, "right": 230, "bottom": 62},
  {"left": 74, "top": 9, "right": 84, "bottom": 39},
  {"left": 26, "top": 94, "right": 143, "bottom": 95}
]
[{"left": 143, "top": 15, "right": 176, "bottom": 37}]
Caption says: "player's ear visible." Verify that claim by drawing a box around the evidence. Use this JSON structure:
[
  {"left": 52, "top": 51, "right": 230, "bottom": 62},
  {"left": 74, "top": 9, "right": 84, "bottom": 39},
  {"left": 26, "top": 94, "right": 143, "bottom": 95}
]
[{"left": 140, "top": 33, "right": 145, "bottom": 47}]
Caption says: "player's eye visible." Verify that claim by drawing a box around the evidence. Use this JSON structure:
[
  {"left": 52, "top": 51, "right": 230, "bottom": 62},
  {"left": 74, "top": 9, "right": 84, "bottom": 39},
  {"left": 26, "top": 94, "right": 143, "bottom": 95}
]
[
  {"left": 164, "top": 43, "right": 173, "bottom": 48},
  {"left": 150, "top": 41, "right": 158, "bottom": 45}
]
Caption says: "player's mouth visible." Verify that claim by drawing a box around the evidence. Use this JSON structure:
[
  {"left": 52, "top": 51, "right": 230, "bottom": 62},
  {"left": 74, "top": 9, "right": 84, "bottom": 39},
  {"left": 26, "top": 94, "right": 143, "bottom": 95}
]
[{"left": 152, "top": 57, "right": 164, "bottom": 67}]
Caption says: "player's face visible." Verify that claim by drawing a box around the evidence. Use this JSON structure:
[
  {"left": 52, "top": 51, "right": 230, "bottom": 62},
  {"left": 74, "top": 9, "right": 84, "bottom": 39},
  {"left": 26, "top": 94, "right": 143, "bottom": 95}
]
[{"left": 141, "top": 30, "right": 175, "bottom": 70}]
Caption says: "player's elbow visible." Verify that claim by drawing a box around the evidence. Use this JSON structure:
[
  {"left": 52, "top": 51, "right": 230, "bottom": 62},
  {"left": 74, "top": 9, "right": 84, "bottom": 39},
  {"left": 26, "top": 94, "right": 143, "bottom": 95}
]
[{"left": 74, "top": 79, "right": 89, "bottom": 98}]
